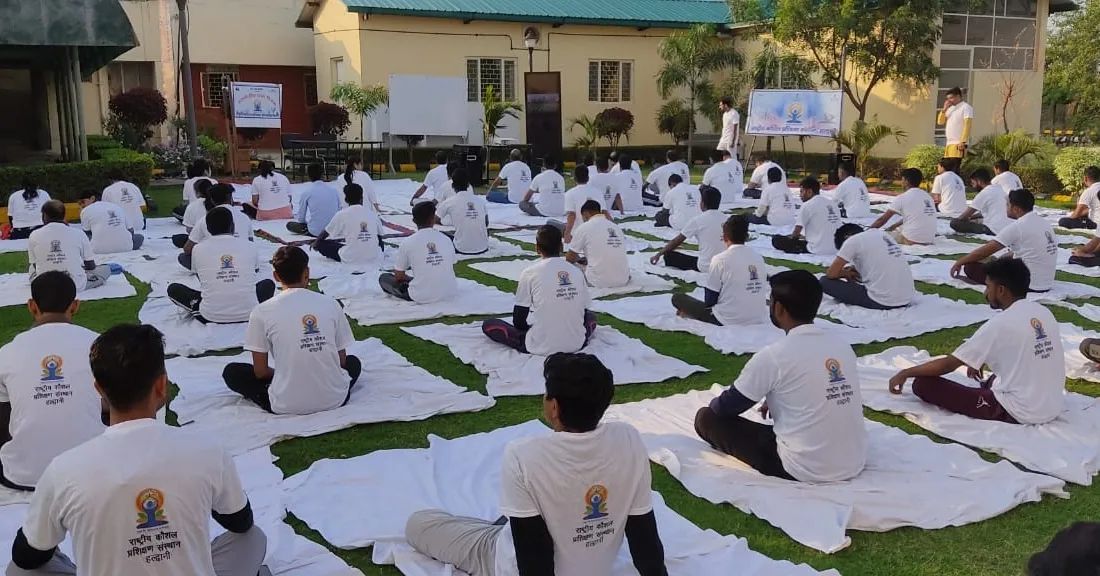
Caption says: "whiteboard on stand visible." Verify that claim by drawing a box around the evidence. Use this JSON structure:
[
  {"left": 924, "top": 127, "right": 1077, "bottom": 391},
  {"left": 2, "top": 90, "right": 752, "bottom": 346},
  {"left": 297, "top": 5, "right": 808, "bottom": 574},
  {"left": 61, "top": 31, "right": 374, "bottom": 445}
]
[{"left": 388, "top": 75, "right": 468, "bottom": 137}]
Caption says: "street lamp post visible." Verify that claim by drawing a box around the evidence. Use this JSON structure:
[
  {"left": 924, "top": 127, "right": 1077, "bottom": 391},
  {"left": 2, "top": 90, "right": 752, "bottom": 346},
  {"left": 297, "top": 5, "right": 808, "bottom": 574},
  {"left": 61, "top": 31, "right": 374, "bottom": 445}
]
[{"left": 176, "top": 0, "right": 199, "bottom": 157}]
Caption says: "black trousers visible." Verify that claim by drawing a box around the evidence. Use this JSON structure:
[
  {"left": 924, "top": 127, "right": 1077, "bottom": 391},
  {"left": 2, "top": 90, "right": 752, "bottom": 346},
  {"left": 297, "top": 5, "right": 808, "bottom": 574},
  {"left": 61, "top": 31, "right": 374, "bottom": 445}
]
[
  {"left": 819, "top": 277, "right": 905, "bottom": 310},
  {"left": 287, "top": 221, "right": 314, "bottom": 236},
  {"left": 662, "top": 251, "right": 699, "bottom": 271},
  {"left": 481, "top": 311, "right": 597, "bottom": 354},
  {"left": 642, "top": 191, "right": 662, "bottom": 207},
  {"left": 771, "top": 235, "right": 809, "bottom": 254},
  {"left": 379, "top": 272, "right": 412, "bottom": 300},
  {"left": 742, "top": 188, "right": 762, "bottom": 200},
  {"left": 1069, "top": 254, "right": 1100, "bottom": 268},
  {"left": 8, "top": 226, "right": 42, "bottom": 240},
  {"left": 671, "top": 293, "right": 720, "bottom": 325},
  {"left": 314, "top": 239, "right": 344, "bottom": 262},
  {"left": 172, "top": 233, "right": 189, "bottom": 249},
  {"left": 1059, "top": 216, "right": 1097, "bottom": 230},
  {"left": 222, "top": 356, "right": 362, "bottom": 413},
  {"left": 949, "top": 219, "right": 993, "bottom": 235},
  {"left": 0, "top": 460, "right": 33, "bottom": 492},
  {"left": 172, "top": 204, "right": 187, "bottom": 222},
  {"left": 744, "top": 214, "right": 769, "bottom": 225},
  {"left": 654, "top": 209, "right": 671, "bottom": 228},
  {"left": 694, "top": 406, "right": 795, "bottom": 480},
  {"left": 166, "top": 280, "right": 277, "bottom": 323}
]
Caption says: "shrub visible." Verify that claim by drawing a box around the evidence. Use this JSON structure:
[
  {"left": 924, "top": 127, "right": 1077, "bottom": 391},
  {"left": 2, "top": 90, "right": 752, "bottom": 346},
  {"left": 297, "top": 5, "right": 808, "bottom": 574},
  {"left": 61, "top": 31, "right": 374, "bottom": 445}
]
[
  {"left": 904, "top": 144, "right": 943, "bottom": 183},
  {"left": 1052, "top": 147, "right": 1100, "bottom": 196},
  {"left": 656, "top": 99, "right": 693, "bottom": 146},
  {"left": 309, "top": 102, "right": 350, "bottom": 137},
  {"left": 967, "top": 131, "right": 1053, "bottom": 172},
  {"left": 151, "top": 144, "right": 195, "bottom": 177},
  {"left": 0, "top": 150, "right": 153, "bottom": 204},
  {"left": 197, "top": 134, "right": 228, "bottom": 170},
  {"left": 1018, "top": 165, "right": 1064, "bottom": 197},
  {"left": 596, "top": 107, "right": 635, "bottom": 148},
  {"left": 105, "top": 88, "right": 168, "bottom": 151}
]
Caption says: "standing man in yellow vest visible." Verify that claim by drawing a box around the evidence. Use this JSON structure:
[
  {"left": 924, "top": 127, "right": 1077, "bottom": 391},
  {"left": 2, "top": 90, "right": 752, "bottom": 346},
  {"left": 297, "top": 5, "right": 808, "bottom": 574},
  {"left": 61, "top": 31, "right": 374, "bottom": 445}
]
[{"left": 938, "top": 87, "right": 973, "bottom": 160}]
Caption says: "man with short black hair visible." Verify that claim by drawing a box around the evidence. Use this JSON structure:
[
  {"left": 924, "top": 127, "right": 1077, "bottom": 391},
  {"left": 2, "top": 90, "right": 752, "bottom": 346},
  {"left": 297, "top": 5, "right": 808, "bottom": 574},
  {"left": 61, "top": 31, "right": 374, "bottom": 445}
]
[
  {"left": 222, "top": 246, "right": 361, "bottom": 415},
  {"left": 520, "top": 157, "right": 566, "bottom": 217},
  {"left": 1060, "top": 166, "right": 1100, "bottom": 230},
  {"left": 311, "top": 183, "right": 384, "bottom": 263},
  {"left": 405, "top": 353, "right": 667, "bottom": 576},
  {"left": 567, "top": 200, "right": 630, "bottom": 288},
  {"left": 28, "top": 200, "right": 111, "bottom": 292},
  {"left": 670, "top": 214, "right": 767, "bottom": 325},
  {"left": 772, "top": 177, "right": 841, "bottom": 255},
  {"left": 379, "top": 202, "right": 457, "bottom": 302},
  {"left": 991, "top": 159, "right": 1023, "bottom": 195},
  {"left": 101, "top": 170, "right": 146, "bottom": 231},
  {"left": 889, "top": 257, "right": 1064, "bottom": 424},
  {"left": 717, "top": 96, "right": 740, "bottom": 159},
  {"left": 8, "top": 324, "right": 268, "bottom": 575},
  {"left": 746, "top": 167, "right": 795, "bottom": 226},
  {"left": 952, "top": 189, "right": 1057, "bottom": 292},
  {"left": 561, "top": 166, "right": 610, "bottom": 243},
  {"left": 951, "top": 168, "right": 1010, "bottom": 235},
  {"left": 938, "top": 86, "right": 973, "bottom": 159},
  {"left": 488, "top": 149, "right": 532, "bottom": 204},
  {"left": 744, "top": 153, "right": 785, "bottom": 199},
  {"left": 931, "top": 158, "right": 967, "bottom": 217},
  {"left": 412, "top": 151, "right": 451, "bottom": 205},
  {"left": 695, "top": 270, "right": 867, "bottom": 482},
  {"left": 78, "top": 191, "right": 143, "bottom": 254},
  {"left": 702, "top": 149, "right": 744, "bottom": 204},
  {"left": 590, "top": 155, "right": 621, "bottom": 213},
  {"left": 288, "top": 163, "right": 339, "bottom": 236},
  {"left": 829, "top": 162, "right": 870, "bottom": 218},
  {"left": 179, "top": 183, "right": 254, "bottom": 270},
  {"left": 823, "top": 224, "right": 915, "bottom": 309},
  {"left": 643, "top": 150, "right": 689, "bottom": 206},
  {"left": 656, "top": 173, "right": 701, "bottom": 230},
  {"left": 870, "top": 168, "right": 937, "bottom": 245},
  {"left": 1028, "top": 522, "right": 1100, "bottom": 576},
  {"left": 0, "top": 272, "right": 105, "bottom": 491},
  {"left": 481, "top": 225, "right": 596, "bottom": 354},
  {"left": 612, "top": 153, "right": 645, "bottom": 213},
  {"left": 651, "top": 185, "right": 727, "bottom": 273},
  {"left": 436, "top": 168, "right": 489, "bottom": 255}
]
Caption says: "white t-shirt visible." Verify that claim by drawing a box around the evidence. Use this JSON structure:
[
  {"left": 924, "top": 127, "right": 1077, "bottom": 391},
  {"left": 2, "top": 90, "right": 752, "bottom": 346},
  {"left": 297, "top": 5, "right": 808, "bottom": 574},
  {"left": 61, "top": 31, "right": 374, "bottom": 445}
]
[
  {"left": 1076, "top": 183, "right": 1100, "bottom": 225},
  {"left": 702, "top": 161, "right": 745, "bottom": 203},
  {"left": 0, "top": 323, "right": 104, "bottom": 487},
  {"left": 680, "top": 210, "right": 728, "bottom": 272},
  {"left": 943, "top": 102, "right": 975, "bottom": 145},
  {"left": 952, "top": 299, "right": 1064, "bottom": 424},
  {"left": 563, "top": 185, "right": 606, "bottom": 227},
  {"left": 191, "top": 235, "right": 260, "bottom": 324},
  {"left": 994, "top": 211, "right": 1058, "bottom": 292},
  {"left": 887, "top": 188, "right": 937, "bottom": 244},
  {"left": 528, "top": 170, "right": 567, "bottom": 217},
  {"left": 395, "top": 228, "right": 457, "bottom": 303},
  {"left": 970, "top": 184, "right": 1011, "bottom": 234},
  {"left": 323, "top": 204, "right": 383, "bottom": 264},
  {"left": 756, "top": 182, "right": 796, "bottom": 226},
  {"left": 797, "top": 195, "right": 842, "bottom": 255},
  {"left": 22, "top": 419, "right": 247, "bottom": 576},
  {"left": 718, "top": 109, "right": 740, "bottom": 150},
  {"left": 749, "top": 161, "right": 785, "bottom": 188},
  {"left": 499, "top": 161, "right": 532, "bottom": 204},
  {"left": 831, "top": 176, "right": 871, "bottom": 218},
  {"left": 495, "top": 423, "right": 653, "bottom": 576},
  {"left": 663, "top": 183, "right": 702, "bottom": 231},
  {"left": 437, "top": 190, "right": 489, "bottom": 254},
  {"left": 182, "top": 176, "right": 216, "bottom": 203},
  {"left": 515, "top": 257, "right": 591, "bottom": 356},
  {"left": 101, "top": 181, "right": 146, "bottom": 230},
  {"left": 8, "top": 190, "right": 51, "bottom": 229},
  {"left": 28, "top": 222, "right": 92, "bottom": 290},
  {"left": 436, "top": 181, "right": 473, "bottom": 206},
  {"left": 571, "top": 215, "right": 629, "bottom": 288},
  {"left": 610, "top": 161, "right": 641, "bottom": 178},
  {"left": 932, "top": 171, "right": 968, "bottom": 217},
  {"left": 421, "top": 164, "right": 450, "bottom": 203},
  {"left": 80, "top": 201, "right": 133, "bottom": 254},
  {"left": 245, "top": 288, "right": 354, "bottom": 414},
  {"left": 646, "top": 161, "right": 690, "bottom": 199},
  {"left": 991, "top": 171, "right": 1024, "bottom": 194},
  {"left": 181, "top": 200, "right": 207, "bottom": 231},
  {"left": 251, "top": 173, "right": 292, "bottom": 211},
  {"left": 835, "top": 228, "right": 915, "bottom": 307},
  {"left": 613, "top": 170, "right": 645, "bottom": 213},
  {"left": 707, "top": 244, "right": 768, "bottom": 326},
  {"left": 589, "top": 172, "right": 618, "bottom": 210},
  {"left": 346, "top": 170, "right": 380, "bottom": 209},
  {"left": 188, "top": 206, "right": 254, "bottom": 244},
  {"left": 733, "top": 324, "right": 867, "bottom": 482}
]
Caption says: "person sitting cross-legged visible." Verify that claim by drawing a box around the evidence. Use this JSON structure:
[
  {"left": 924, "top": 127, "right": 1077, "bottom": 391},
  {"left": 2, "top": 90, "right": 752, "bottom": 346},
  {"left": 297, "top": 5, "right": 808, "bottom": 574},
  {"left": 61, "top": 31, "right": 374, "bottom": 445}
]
[
  {"left": 950, "top": 168, "right": 1011, "bottom": 236},
  {"left": 0, "top": 271, "right": 106, "bottom": 491},
  {"left": 771, "top": 177, "right": 841, "bottom": 255},
  {"left": 436, "top": 168, "right": 490, "bottom": 255},
  {"left": 311, "top": 183, "right": 383, "bottom": 264},
  {"left": 378, "top": 201, "right": 457, "bottom": 303},
  {"left": 651, "top": 185, "right": 727, "bottom": 273},
  {"left": 222, "top": 246, "right": 361, "bottom": 415},
  {"left": 992, "top": 160, "right": 1024, "bottom": 195},
  {"left": 405, "top": 353, "right": 667, "bottom": 576},
  {"left": 613, "top": 153, "right": 646, "bottom": 212},
  {"left": 822, "top": 224, "right": 916, "bottom": 310},
  {"left": 888, "top": 257, "right": 1064, "bottom": 425},
  {"left": 179, "top": 183, "right": 254, "bottom": 270},
  {"left": 951, "top": 189, "right": 1057, "bottom": 293},
  {"left": 829, "top": 161, "right": 871, "bottom": 218},
  {"left": 561, "top": 165, "right": 610, "bottom": 244},
  {"left": 566, "top": 200, "right": 630, "bottom": 289},
  {"left": 28, "top": 200, "right": 111, "bottom": 292},
  {"left": 287, "top": 163, "right": 339, "bottom": 237},
  {"left": 1059, "top": 165, "right": 1100, "bottom": 230},
  {"left": 930, "top": 158, "right": 967, "bottom": 217},
  {"left": 172, "top": 177, "right": 214, "bottom": 248},
  {"left": 643, "top": 149, "right": 690, "bottom": 207},
  {"left": 7, "top": 324, "right": 268, "bottom": 576},
  {"left": 702, "top": 150, "right": 744, "bottom": 204},
  {"left": 167, "top": 207, "right": 276, "bottom": 324},
  {"left": 481, "top": 225, "right": 596, "bottom": 355},
  {"left": 870, "top": 168, "right": 937, "bottom": 245},
  {"left": 743, "top": 154, "right": 786, "bottom": 200},
  {"left": 78, "top": 191, "right": 143, "bottom": 254},
  {"left": 670, "top": 215, "right": 768, "bottom": 326},
  {"left": 519, "top": 157, "right": 567, "bottom": 218},
  {"left": 487, "top": 149, "right": 531, "bottom": 204},
  {"left": 694, "top": 270, "right": 867, "bottom": 482},
  {"left": 745, "top": 167, "right": 795, "bottom": 226},
  {"left": 656, "top": 174, "right": 701, "bottom": 230}
]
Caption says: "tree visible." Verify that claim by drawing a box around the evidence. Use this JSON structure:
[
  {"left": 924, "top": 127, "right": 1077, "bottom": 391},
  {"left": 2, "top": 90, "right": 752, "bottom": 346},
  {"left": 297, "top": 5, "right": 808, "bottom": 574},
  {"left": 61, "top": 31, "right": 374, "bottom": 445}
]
[
  {"left": 1045, "top": 0, "right": 1100, "bottom": 132},
  {"left": 657, "top": 24, "right": 742, "bottom": 166},
  {"left": 309, "top": 102, "right": 351, "bottom": 137},
  {"left": 480, "top": 85, "right": 522, "bottom": 145},
  {"left": 595, "top": 108, "right": 635, "bottom": 148},
  {"left": 398, "top": 135, "right": 424, "bottom": 163},
  {"left": 966, "top": 130, "right": 1054, "bottom": 170},
  {"left": 329, "top": 82, "right": 389, "bottom": 119},
  {"left": 569, "top": 114, "right": 601, "bottom": 151},
  {"left": 656, "top": 99, "right": 693, "bottom": 146},
  {"left": 770, "top": 0, "right": 942, "bottom": 122},
  {"left": 105, "top": 87, "right": 168, "bottom": 151},
  {"left": 830, "top": 117, "right": 907, "bottom": 177}
]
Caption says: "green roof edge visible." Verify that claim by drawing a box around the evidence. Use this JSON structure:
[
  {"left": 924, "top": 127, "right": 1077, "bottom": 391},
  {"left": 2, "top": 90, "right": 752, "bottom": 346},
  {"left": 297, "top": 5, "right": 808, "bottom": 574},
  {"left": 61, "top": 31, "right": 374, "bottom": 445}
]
[{"left": 344, "top": 5, "right": 732, "bottom": 28}]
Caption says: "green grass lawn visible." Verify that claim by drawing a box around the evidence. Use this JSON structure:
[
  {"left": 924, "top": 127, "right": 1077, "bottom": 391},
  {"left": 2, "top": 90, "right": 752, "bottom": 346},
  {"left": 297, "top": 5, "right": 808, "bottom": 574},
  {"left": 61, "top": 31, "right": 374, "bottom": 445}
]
[{"left": 3, "top": 181, "right": 1098, "bottom": 575}]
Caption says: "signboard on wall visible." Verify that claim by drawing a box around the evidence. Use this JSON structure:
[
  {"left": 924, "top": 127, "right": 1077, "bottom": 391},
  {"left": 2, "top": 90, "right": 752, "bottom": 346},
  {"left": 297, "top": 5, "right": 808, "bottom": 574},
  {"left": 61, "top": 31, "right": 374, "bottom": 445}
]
[
  {"left": 231, "top": 82, "right": 282, "bottom": 128},
  {"left": 746, "top": 89, "right": 843, "bottom": 137}
]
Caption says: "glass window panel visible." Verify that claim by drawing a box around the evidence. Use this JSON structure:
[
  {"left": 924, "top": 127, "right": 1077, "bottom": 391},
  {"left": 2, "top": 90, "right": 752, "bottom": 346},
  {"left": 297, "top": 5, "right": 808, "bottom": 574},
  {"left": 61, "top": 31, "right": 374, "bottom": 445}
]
[
  {"left": 994, "top": 18, "right": 1035, "bottom": 48},
  {"left": 936, "top": 90, "right": 951, "bottom": 108},
  {"left": 621, "top": 62, "right": 632, "bottom": 101},
  {"left": 966, "top": 16, "right": 994, "bottom": 45},
  {"left": 136, "top": 63, "right": 155, "bottom": 90},
  {"left": 588, "top": 62, "right": 599, "bottom": 101},
  {"left": 478, "top": 58, "right": 502, "bottom": 102},
  {"left": 1005, "top": 0, "right": 1036, "bottom": 17},
  {"left": 944, "top": 0, "right": 971, "bottom": 14},
  {"left": 973, "top": 47, "right": 993, "bottom": 68},
  {"left": 939, "top": 70, "right": 970, "bottom": 91},
  {"left": 971, "top": 0, "right": 996, "bottom": 15},
  {"left": 942, "top": 14, "right": 967, "bottom": 45},
  {"left": 991, "top": 47, "right": 1030, "bottom": 69},
  {"left": 503, "top": 60, "right": 516, "bottom": 101},
  {"left": 940, "top": 49, "right": 972, "bottom": 69},
  {"left": 599, "top": 61, "right": 620, "bottom": 102},
  {"left": 466, "top": 59, "right": 479, "bottom": 102}
]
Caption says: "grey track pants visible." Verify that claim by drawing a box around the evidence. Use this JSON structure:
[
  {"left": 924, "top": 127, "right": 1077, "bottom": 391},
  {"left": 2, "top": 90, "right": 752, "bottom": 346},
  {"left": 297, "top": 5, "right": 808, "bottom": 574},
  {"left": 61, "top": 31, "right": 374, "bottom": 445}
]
[{"left": 405, "top": 509, "right": 501, "bottom": 576}]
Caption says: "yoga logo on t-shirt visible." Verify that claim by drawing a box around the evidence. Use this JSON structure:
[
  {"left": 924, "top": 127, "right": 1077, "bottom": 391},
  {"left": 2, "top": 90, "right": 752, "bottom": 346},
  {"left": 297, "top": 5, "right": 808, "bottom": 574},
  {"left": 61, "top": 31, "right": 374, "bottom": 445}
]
[
  {"left": 49, "top": 240, "right": 62, "bottom": 253},
  {"left": 302, "top": 314, "right": 321, "bottom": 335},
  {"left": 1031, "top": 318, "right": 1048, "bottom": 341},
  {"left": 557, "top": 270, "right": 573, "bottom": 287},
  {"left": 40, "top": 355, "right": 63, "bottom": 382},
  {"left": 748, "top": 264, "right": 760, "bottom": 281},
  {"left": 582, "top": 485, "right": 609, "bottom": 520},
  {"left": 923, "top": 200, "right": 935, "bottom": 215},
  {"left": 135, "top": 488, "right": 169, "bottom": 529},
  {"left": 825, "top": 358, "right": 846, "bottom": 383},
  {"left": 427, "top": 242, "right": 438, "bottom": 255},
  {"left": 220, "top": 254, "right": 235, "bottom": 270}
]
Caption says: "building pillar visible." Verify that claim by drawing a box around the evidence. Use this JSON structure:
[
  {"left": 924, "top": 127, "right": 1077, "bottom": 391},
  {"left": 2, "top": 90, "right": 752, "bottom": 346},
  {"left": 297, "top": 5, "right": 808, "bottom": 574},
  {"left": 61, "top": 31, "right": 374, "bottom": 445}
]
[
  {"left": 70, "top": 47, "right": 88, "bottom": 161},
  {"left": 53, "top": 69, "right": 70, "bottom": 160}
]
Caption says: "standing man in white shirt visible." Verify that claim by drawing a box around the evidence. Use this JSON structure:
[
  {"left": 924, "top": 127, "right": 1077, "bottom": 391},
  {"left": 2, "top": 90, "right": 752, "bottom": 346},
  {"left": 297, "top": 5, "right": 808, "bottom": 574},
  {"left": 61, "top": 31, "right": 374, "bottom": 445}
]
[
  {"left": 28, "top": 201, "right": 111, "bottom": 292},
  {"left": 643, "top": 150, "right": 690, "bottom": 206},
  {"left": 78, "top": 191, "right": 143, "bottom": 254},
  {"left": 772, "top": 177, "right": 841, "bottom": 255},
  {"left": 8, "top": 324, "right": 268, "bottom": 576},
  {"left": 991, "top": 160, "right": 1024, "bottom": 195},
  {"left": 702, "top": 150, "right": 744, "bottom": 204},
  {"left": 744, "top": 154, "right": 786, "bottom": 199},
  {"left": 0, "top": 272, "right": 105, "bottom": 491},
  {"left": 746, "top": 167, "right": 796, "bottom": 226},
  {"left": 889, "top": 258, "right": 1064, "bottom": 425},
  {"left": 481, "top": 225, "right": 596, "bottom": 354},
  {"left": 567, "top": 200, "right": 630, "bottom": 289},
  {"left": 937, "top": 87, "right": 974, "bottom": 160},
  {"left": 657, "top": 174, "right": 701, "bottom": 230},
  {"left": 167, "top": 208, "right": 276, "bottom": 324},
  {"left": 695, "top": 270, "right": 867, "bottom": 482},
  {"left": 870, "top": 168, "right": 937, "bottom": 245},
  {"left": 488, "top": 149, "right": 532, "bottom": 204},
  {"left": 520, "top": 157, "right": 567, "bottom": 218},
  {"left": 931, "top": 158, "right": 967, "bottom": 217},
  {"left": 822, "top": 224, "right": 916, "bottom": 310},
  {"left": 436, "top": 169, "right": 490, "bottom": 255},
  {"left": 379, "top": 202, "right": 457, "bottom": 303},
  {"left": 829, "top": 162, "right": 871, "bottom": 218},
  {"left": 670, "top": 214, "right": 768, "bottom": 326},
  {"left": 1059, "top": 166, "right": 1100, "bottom": 230},
  {"left": 561, "top": 166, "right": 610, "bottom": 244},
  {"left": 312, "top": 183, "right": 384, "bottom": 264},
  {"left": 101, "top": 170, "right": 146, "bottom": 230},
  {"left": 651, "top": 186, "right": 726, "bottom": 272},
  {"left": 952, "top": 189, "right": 1057, "bottom": 293},
  {"left": 411, "top": 151, "right": 451, "bottom": 205},
  {"left": 717, "top": 96, "right": 740, "bottom": 159},
  {"left": 222, "top": 246, "right": 360, "bottom": 415},
  {"left": 951, "top": 168, "right": 1011, "bottom": 235},
  {"left": 405, "top": 353, "right": 667, "bottom": 576},
  {"left": 612, "top": 154, "right": 645, "bottom": 213}
]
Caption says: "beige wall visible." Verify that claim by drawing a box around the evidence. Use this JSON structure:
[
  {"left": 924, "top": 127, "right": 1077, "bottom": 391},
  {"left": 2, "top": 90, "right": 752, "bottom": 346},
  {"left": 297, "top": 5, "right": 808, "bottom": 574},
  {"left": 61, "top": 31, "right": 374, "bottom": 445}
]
[{"left": 312, "top": 0, "right": 364, "bottom": 135}]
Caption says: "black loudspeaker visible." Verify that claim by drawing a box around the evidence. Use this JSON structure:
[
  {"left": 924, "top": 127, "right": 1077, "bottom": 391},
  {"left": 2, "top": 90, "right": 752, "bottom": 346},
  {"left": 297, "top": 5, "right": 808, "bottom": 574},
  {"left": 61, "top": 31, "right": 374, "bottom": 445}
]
[
  {"left": 829, "top": 153, "right": 856, "bottom": 185},
  {"left": 453, "top": 145, "right": 487, "bottom": 187}
]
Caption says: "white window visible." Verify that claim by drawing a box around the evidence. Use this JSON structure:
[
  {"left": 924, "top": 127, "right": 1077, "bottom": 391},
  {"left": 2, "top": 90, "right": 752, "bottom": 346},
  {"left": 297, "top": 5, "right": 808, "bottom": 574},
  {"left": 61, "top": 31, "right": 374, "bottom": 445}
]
[
  {"left": 200, "top": 68, "right": 238, "bottom": 109},
  {"left": 941, "top": 0, "right": 1037, "bottom": 71},
  {"left": 588, "top": 60, "right": 633, "bottom": 103},
  {"left": 466, "top": 58, "right": 516, "bottom": 102},
  {"left": 330, "top": 57, "right": 347, "bottom": 86}
]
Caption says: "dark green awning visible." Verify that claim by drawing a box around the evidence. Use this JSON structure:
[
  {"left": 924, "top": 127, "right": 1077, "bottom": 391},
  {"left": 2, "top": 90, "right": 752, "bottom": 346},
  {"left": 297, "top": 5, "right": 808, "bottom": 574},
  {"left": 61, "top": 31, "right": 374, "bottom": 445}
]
[{"left": 0, "top": 0, "right": 138, "bottom": 75}]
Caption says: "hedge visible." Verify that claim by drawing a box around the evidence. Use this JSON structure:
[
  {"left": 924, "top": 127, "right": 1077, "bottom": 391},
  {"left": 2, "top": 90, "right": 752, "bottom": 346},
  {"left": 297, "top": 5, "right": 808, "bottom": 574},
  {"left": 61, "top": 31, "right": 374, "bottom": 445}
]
[
  {"left": 1052, "top": 147, "right": 1100, "bottom": 197},
  {"left": 0, "top": 148, "right": 154, "bottom": 205},
  {"left": 1018, "top": 165, "right": 1063, "bottom": 198}
]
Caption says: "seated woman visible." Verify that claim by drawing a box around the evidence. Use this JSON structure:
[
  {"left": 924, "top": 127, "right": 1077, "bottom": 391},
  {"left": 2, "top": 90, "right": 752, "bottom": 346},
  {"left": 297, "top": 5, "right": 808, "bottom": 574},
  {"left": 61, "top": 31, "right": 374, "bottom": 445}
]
[
  {"left": 244, "top": 160, "right": 294, "bottom": 220},
  {"left": 7, "top": 179, "right": 50, "bottom": 240}
]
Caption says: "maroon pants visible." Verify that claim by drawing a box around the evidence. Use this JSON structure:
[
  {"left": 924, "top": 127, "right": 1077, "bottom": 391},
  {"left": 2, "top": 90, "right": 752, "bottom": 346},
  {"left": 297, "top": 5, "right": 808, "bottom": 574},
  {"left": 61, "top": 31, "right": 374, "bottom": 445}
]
[{"left": 911, "top": 376, "right": 1018, "bottom": 424}]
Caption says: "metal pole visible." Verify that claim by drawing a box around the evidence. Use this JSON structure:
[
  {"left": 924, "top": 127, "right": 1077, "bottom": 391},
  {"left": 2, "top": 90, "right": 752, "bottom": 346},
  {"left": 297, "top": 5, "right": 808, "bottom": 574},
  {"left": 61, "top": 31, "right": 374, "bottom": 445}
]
[
  {"left": 836, "top": 45, "right": 847, "bottom": 157},
  {"left": 70, "top": 47, "right": 88, "bottom": 161},
  {"left": 177, "top": 0, "right": 199, "bottom": 157},
  {"left": 528, "top": 47, "right": 534, "bottom": 72},
  {"left": 55, "top": 66, "right": 70, "bottom": 161},
  {"left": 62, "top": 51, "right": 80, "bottom": 162}
]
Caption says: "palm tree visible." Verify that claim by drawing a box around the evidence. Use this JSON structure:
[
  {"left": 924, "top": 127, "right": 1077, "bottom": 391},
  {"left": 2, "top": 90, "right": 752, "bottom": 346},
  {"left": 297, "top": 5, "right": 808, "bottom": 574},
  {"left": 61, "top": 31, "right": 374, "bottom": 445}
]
[
  {"left": 569, "top": 114, "right": 601, "bottom": 152},
  {"left": 329, "top": 82, "right": 389, "bottom": 119},
  {"left": 831, "top": 118, "right": 908, "bottom": 177},
  {"left": 657, "top": 24, "right": 742, "bottom": 166},
  {"left": 967, "top": 130, "right": 1054, "bottom": 169},
  {"left": 480, "top": 85, "right": 522, "bottom": 145}
]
